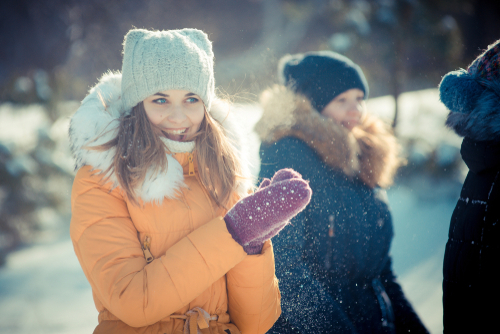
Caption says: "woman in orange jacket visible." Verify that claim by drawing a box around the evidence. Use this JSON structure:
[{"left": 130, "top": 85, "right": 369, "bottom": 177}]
[{"left": 69, "top": 28, "right": 312, "bottom": 334}]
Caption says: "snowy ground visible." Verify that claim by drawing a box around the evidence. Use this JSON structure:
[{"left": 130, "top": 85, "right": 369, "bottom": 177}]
[
  {"left": 0, "top": 237, "right": 97, "bottom": 333},
  {"left": 0, "top": 90, "right": 460, "bottom": 333},
  {"left": 388, "top": 180, "right": 459, "bottom": 334}
]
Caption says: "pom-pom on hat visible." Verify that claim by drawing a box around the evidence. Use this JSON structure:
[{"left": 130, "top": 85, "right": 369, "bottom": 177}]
[
  {"left": 121, "top": 28, "right": 215, "bottom": 112},
  {"left": 279, "top": 50, "right": 369, "bottom": 112},
  {"left": 439, "top": 39, "right": 500, "bottom": 141}
]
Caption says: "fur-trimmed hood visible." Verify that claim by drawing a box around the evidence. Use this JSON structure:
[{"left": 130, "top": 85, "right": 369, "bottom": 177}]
[
  {"left": 255, "top": 85, "right": 402, "bottom": 188},
  {"left": 69, "top": 72, "right": 254, "bottom": 203}
]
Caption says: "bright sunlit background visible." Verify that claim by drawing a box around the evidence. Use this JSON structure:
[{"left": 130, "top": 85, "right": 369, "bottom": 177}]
[{"left": 1, "top": 1, "right": 500, "bottom": 333}]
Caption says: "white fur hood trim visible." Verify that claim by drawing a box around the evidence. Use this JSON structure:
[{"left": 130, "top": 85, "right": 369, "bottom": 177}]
[{"left": 69, "top": 71, "right": 254, "bottom": 203}]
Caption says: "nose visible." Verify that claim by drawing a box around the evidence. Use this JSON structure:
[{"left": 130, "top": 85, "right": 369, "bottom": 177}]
[
  {"left": 167, "top": 105, "right": 187, "bottom": 124},
  {"left": 347, "top": 101, "right": 363, "bottom": 117}
]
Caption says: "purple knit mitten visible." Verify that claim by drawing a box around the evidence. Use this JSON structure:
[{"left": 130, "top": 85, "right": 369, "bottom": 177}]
[
  {"left": 269, "top": 168, "right": 303, "bottom": 183},
  {"left": 243, "top": 169, "right": 305, "bottom": 254},
  {"left": 224, "top": 169, "right": 312, "bottom": 254}
]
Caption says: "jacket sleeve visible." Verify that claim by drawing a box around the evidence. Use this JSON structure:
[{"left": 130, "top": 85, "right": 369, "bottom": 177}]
[
  {"left": 259, "top": 139, "right": 359, "bottom": 334},
  {"left": 226, "top": 240, "right": 281, "bottom": 334},
  {"left": 70, "top": 166, "right": 247, "bottom": 328},
  {"left": 380, "top": 258, "right": 429, "bottom": 334}
]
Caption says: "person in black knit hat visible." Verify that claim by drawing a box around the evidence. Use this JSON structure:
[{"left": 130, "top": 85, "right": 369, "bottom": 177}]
[
  {"left": 281, "top": 50, "right": 369, "bottom": 112},
  {"left": 439, "top": 39, "right": 500, "bottom": 334},
  {"left": 255, "top": 51, "right": 429, "bottom": 333}
]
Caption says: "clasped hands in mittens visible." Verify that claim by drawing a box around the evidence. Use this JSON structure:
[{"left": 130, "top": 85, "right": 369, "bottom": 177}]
[{"left": 224, "top": 168, "right": 312, "bottom": 254}]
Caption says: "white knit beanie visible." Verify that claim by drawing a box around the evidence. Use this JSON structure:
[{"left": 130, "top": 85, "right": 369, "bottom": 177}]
[{"left": 121, "top": 28, "right": 215, "bottom": 111}]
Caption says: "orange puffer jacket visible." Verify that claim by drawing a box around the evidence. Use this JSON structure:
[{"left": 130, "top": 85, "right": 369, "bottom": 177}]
[{"left": 68, "top": 73, "right": 281, "bottom": 334}]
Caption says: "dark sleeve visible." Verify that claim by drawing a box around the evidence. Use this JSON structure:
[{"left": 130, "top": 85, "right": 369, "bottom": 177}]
[
  {"left": 260, "top": 138, "right": 358, "bottom": 334},
  {"left": 380, "top": 258, "right": 429, "bottom": 334}
]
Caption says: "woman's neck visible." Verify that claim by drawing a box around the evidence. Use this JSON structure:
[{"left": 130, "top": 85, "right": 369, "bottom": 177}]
[{"left": 161, "top": 137, "right": 195, "bottom": 153}]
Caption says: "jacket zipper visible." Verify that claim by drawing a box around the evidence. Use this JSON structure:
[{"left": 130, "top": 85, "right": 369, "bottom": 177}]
[
  {"left": 142, "top": 235, "right": 154, "bottom": 264},
  {"left": 188, "top": 152, "right": 195, "bottom": 176},
  {"left": 195, "top": 173, "right": 216, "bottom": 219},
  {"left": 140, "top": 154, "right": 194, "bottom": 265}
]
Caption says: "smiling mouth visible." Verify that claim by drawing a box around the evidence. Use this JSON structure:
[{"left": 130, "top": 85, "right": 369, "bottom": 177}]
[
  {"left": 163, "top": 128, "right": 189, "bottom": 141},
  {"left": 164, "top": 128, "right": 187, "bottom": 134}
]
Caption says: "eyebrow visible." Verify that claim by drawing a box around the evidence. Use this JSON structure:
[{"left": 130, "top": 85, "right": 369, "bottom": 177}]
[{"left": 153, "top": 92, "right": 197, "bottom": 97}]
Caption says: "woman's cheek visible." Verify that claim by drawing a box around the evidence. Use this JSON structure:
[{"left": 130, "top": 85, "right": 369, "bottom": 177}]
[
  {"left": 191, "top": 107, "right": 205, "bottom": 123},
  {"left": 152, "top": 109, "right": 166, "bottom": 125}
]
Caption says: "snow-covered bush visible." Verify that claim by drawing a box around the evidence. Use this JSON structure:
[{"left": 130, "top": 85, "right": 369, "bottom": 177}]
[{"left": 0, "top": 102, "right": 76, "bottom": 264}]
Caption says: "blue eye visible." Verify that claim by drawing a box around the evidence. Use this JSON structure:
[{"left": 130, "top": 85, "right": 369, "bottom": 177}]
[
  {"left": 186, "top": 97, "right": 199, "bottom": 103},
  {"left": 153, "top": 98, "right": 167, "bottom": 104}
]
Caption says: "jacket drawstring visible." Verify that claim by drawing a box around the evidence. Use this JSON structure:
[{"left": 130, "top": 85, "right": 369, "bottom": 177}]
[
  {"left": 166, "top": 156, "right": 235, "bottom": 334},
  {"left": 170, "top": 307, "right": 240, "bottom": 334}
]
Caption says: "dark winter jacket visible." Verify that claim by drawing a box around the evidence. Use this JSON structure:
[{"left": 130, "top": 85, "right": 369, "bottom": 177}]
[
  {"left": 442, "top": 139, "right": 500, "bottom": 333},
  {"left": 256, "top": 86, "right": 428, "bottom": 334},
  {"left": 440, "top": 69, "right": 500, "bottom": 333}
]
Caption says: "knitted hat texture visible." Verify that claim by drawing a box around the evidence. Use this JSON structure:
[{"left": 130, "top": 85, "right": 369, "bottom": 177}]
[
  {"left": 467, "top": 39, "right": 500, "bottom": 81},
  {"left": 279, "top": 50, "right": 369, "bottom": 112},
  {"left": 121, "top": 28, "right": 215, "bottom": 111}
]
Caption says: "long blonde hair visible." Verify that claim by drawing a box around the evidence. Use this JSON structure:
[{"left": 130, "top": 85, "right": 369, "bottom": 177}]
[{"left": 96, "top": 101, "right": 242, "bottom": 207}]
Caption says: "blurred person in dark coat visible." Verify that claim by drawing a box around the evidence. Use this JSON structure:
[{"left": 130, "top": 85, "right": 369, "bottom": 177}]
[
  {"left": 256, "top": 51, "right": 428, "bottom": 334},
  {"left": 439, "top": 38, "right": 500, "bottom": 333}
]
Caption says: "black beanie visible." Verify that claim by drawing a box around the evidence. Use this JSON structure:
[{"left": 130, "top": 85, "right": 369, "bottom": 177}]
[{"left": 279, "top": 50, "right": 369, "bottom": 112}]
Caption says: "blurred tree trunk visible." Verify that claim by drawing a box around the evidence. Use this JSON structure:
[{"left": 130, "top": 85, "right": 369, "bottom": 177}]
[
  {"left": 391, "top": 1, "right": 413, "bottom": 129},
  {"left": 391, "top": 33, "right": 403, "bottom": 129},
  {"left": 460, "top": 0, "right": 500, "bottom": 60}
]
